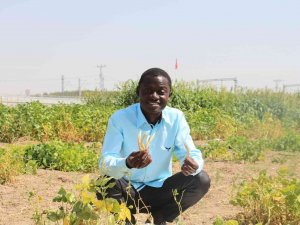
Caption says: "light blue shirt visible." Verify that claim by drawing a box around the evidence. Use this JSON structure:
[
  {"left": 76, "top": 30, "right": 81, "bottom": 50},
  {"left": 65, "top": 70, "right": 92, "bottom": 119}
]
[{"left": 99, "top": 103, "right": 204, "bottom": 190}]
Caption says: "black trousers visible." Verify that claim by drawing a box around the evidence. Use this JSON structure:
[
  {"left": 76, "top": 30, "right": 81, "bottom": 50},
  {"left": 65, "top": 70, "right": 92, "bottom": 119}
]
[{"left": 97, "top": 171, "right": 210, "bottom": 224}]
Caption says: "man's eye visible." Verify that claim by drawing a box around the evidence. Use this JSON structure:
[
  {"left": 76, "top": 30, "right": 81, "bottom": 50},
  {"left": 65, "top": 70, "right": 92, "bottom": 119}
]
[
  {"left": 157, "top": 90, "right": 165, "bottom": 95},
  {"left": 143, "top": 89, "right": 152, "bottom": 94}
]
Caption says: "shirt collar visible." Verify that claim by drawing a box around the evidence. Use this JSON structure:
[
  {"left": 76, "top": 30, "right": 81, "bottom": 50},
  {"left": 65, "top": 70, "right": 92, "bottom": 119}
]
[
  {"left": 162, "top": 106, "right": 171, "bottom": 124},
  {"left": 136, "top": 103, "right": 171, "bottom": 128},
  {"left": 137, "top": 103, "right": 148, "bottom": 128}
]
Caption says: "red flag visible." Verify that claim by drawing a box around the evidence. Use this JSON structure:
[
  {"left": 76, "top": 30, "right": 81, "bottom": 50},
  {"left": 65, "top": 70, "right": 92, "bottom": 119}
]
[{"left": 175, "top": 58, "right": 178, "bottom": 70}]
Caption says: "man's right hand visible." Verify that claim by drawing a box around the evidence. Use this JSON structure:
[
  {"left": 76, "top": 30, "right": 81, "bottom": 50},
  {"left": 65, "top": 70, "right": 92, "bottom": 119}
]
[{"left": 126, "top": 151, "right": 152, "bottom": 169}]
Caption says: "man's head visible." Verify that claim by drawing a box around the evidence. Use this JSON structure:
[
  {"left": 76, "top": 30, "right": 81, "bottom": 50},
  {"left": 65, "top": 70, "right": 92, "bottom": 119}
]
[
  {"left": 136, "top": 68, "right": 172, "bottom": 96},
  {"left": 136, "top": 68, "right": 172, "bottom": 123}
]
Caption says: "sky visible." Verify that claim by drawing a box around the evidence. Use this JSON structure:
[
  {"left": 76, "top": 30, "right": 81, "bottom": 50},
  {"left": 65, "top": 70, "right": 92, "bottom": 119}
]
[{"left": 0, "top": 0, "right": 299, "bottom": 95}]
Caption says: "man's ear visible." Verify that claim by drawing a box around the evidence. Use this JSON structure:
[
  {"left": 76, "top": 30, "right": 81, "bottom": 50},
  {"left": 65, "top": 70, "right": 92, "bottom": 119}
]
[
  {"left": 169, "top": 90, "right": 172, "bottom": 97},
  {"left": 136, "top": 86, "right": 140, "bottom": 96}
]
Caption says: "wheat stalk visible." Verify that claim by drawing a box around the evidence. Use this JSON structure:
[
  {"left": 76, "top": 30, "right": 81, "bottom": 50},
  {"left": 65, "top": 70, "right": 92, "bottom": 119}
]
[{"left": 138, "top": 131, "right": 155, "bottom": 151}]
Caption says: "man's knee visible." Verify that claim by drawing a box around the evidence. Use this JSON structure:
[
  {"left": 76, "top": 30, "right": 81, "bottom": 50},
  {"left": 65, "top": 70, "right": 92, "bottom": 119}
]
[{"left": 194, "top": 170, "right": 211, "bottom": 194}]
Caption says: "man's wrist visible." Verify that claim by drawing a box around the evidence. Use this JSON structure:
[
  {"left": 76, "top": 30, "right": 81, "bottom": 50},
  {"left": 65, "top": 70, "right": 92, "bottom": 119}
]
[{"left": 125, "top": 157, "right": 133, "bottom": 169}]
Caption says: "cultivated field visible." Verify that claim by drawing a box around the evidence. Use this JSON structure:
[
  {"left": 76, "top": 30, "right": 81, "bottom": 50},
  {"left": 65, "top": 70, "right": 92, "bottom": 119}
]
[{"left": 1, "top": 82, "right": 300, "bottom": 224}]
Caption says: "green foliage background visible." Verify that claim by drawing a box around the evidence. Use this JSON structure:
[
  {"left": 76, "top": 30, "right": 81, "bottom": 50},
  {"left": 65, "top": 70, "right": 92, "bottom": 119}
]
[
  {"left": 1, "top": 81, "right": 300, "bottom": 224},
  {"left": 1, "top": 81, "right": 300, "bottom": 162}
]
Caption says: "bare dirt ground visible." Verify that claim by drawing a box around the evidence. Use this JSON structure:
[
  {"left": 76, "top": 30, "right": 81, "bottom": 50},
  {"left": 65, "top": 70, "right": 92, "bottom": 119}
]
[{"left": 0, "top": 151, "right": 299, "bottom": 225}]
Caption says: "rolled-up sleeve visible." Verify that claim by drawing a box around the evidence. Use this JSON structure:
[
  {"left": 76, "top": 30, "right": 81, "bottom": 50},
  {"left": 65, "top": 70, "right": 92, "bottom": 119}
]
[
  {"left": 99, "top": 115, "right": 131, "bottom": 179},
  {"left": 173, "top": 112, "right": 204, "bottom": 175}
]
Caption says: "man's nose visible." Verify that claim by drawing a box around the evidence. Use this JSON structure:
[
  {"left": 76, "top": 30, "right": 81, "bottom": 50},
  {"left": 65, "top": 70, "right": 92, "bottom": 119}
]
[{"left": 150, "top": 91, "right": 159, "bottom": 99}]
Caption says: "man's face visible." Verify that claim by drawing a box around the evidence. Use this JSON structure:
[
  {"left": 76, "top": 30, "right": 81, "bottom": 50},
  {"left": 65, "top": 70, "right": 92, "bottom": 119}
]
[{"left": 138, "top": 75, "right": 171, "bottom": 118}]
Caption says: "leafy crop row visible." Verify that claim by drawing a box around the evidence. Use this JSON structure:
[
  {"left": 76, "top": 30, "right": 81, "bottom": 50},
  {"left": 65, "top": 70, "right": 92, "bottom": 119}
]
[
  {"left": 200, "top": 136, "right": 265, "bottom": 162},
  {"left": 0, "top": 146, "right": 24, "bottom": 184},
  {"left": 0, "top": 102, "right": 114, "bottom": 143},
  {"left": 31, "top": 175, "right": 131, "bottom": 225},
  {"left": 0, "top": 142, "right": 99, "bottom": 184},
  {"left": 1, "top": 81, "right": 300, "bottom": 162},
  {"left": 231, "top": 169, "right": 300, "bottom": 224},
  {"left": 23, "top": 142, "right": 99, "bottom": 172},
  {"left": 213, "top": 169, "right": 300, "bottom": 225}
]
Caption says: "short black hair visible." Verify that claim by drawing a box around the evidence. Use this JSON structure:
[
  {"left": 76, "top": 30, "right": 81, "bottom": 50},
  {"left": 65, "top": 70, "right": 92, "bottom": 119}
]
[{"left": 136, "top": 68, "right": 172, "bottom": 96}]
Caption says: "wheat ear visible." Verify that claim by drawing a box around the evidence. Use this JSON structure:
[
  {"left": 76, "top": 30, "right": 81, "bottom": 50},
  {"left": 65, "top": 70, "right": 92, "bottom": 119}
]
[
  {"left": 138, "top": 131, "right": 142, "bottom": 149},
  {"left": 138, "top": 131, "right": 155, "bottom": 151},
  {"left": 145, "top": 133, "right": 155, "bottom": 149}
]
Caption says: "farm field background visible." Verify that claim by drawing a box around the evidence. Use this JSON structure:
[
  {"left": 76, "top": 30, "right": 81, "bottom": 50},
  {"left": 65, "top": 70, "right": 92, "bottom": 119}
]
[{"left": 1, "top": 81, "right": 300, "bottom": 225}]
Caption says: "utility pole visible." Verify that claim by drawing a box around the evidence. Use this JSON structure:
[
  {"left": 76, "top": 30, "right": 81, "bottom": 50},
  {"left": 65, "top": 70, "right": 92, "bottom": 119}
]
[
  {"left": 97, "top": 65, "right": 106, "bottom": 91},
  {"left": 273, "top": 79, "right": 283, "bottom": 91},
  {"left": 61, "top": 75, "right": 64, "bottom": 95},
  {"left": 78, "top": 78, "right": 81, "bottom": 97}
]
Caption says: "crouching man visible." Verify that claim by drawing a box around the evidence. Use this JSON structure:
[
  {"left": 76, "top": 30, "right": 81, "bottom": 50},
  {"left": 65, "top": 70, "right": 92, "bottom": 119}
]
[{"left": 98, "top": 68, "right": 210, "bottom": 224}]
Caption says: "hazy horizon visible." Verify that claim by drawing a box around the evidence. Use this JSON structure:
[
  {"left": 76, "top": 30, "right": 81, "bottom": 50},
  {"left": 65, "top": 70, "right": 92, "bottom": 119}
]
[{"left": 1, "top": 0, "right": 299, "bottom": 95}]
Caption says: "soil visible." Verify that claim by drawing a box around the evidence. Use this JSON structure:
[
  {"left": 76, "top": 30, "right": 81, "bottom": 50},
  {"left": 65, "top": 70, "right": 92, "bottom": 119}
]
[{"left": 0, "top": 151, "right": 299, "bottom": 225}]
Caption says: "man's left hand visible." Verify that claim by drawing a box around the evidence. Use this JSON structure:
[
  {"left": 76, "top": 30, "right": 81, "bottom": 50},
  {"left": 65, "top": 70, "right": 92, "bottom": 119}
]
[{"left": 181, "top": 156, "right": 199, "bottom": 176}]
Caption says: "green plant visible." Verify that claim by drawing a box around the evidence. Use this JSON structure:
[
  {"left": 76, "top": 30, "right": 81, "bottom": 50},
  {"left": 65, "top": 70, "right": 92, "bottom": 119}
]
[
  {"left": 230, "top": 169, "right": 300, "bottom": 225},
  {"left": 114, "top": 80, "right": 139, "bottom": 107},
  {"left": 271, "top": 156, "right": 287, "bottom": 164},
  {"left": 227, "top": 136, "right": 265, "bottom": 162},
  {"left": 186, "top": 109, "right": 216, "bottom": 140},
  {"left": 0, "top": 146, "right": 25, "bottom": 184},
  {"left": 84, "top": 90, "right": 119, "bottom": 106},
  {"left": 34, "top": 175, "right": 131, "bottom": 225},
  {"left": 272, "top": 131, "right": 300, "bottom": 152},
  {"left": 201, "top": 140, "right": 236, "bottom": 161},
  {"left": 0, "top": 102, "right": 114, "bottom": 143},
  {"left": 171, "top": 189, "right": 185, "bottom": 225},
  {"left": 28, "top": 190, "right": 45, "bottom": 225},
  {"left": 1, "top": 82, "right": 300, "bottom": 146},
  {"left": 23, "top": 159, "right": 38, "bottom": 174},
  {"left": 23, "top": 142, "right": 99, "bottom": 172},
  {"left": 201, "top": 137, "right": 264, "bottom": 162},
  {"left": 213, "top": 216, "right": 239, "bottom": 225}
]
